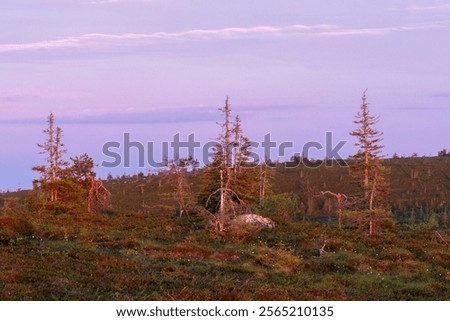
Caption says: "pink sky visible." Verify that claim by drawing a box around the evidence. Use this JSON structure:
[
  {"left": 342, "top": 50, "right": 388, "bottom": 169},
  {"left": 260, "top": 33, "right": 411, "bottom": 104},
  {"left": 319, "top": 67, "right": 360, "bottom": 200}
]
[{"left": 0, "top": 0, "right": 449, "bottom": 190}]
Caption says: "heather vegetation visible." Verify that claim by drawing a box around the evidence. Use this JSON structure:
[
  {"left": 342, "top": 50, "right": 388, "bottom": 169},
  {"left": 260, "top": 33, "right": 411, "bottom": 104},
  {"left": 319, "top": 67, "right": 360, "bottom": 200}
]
[
  {"left": 0, "top": 95, "right": 449, "bottom": 300},
  {"left": 0, "top": 205, "right": 448, "bottom": 300}
]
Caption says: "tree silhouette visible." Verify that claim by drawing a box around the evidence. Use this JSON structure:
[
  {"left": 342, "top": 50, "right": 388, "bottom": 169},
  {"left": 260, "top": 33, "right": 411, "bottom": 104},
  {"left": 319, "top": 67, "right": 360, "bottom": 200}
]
[
  {"left": 167, "top": 156, "right": 198, "bottom": 217},
  {"left": 350, "top": 90, "right": 387, "bottom": 210},
  {"left": 349, "top": 90, "right": 390, "bottom": 236},
  {"left": 69, "top": 153, "right": 111, "bottom": 213},
  {"left": 32, "top": 114, "right": 110, "bottom": 214},
  {"left": 32, "top": 113, "right": 68, "bottom": 202},
  {"left": 198, "top": 97, "right": 258, "bottom": 232}
]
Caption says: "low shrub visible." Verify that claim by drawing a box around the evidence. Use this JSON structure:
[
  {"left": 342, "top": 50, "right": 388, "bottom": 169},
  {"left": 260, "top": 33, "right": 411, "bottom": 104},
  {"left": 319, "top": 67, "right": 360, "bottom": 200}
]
[
  {"left": 257, "top": 193, "right": 299, "bottom": 223},
  {"left": 0, "top": 215, "right": 36, "bottom": 244}
]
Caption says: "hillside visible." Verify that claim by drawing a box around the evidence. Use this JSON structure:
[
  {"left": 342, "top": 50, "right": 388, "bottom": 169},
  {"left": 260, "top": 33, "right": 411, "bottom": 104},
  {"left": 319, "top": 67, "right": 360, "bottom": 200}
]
[
  {"left": 0, "top": 211, "right": 449, "bottom": 300},
  {"left": 95, "top": 156, "right": 449, "bottom": 225},
  {"left": 0, "top": 156, "right": 449, "bottom": 300}
]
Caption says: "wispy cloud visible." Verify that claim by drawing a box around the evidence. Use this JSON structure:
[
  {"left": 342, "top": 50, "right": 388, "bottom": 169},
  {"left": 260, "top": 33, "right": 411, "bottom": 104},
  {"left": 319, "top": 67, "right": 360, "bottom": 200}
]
[
  {"left": 89, "top": 0, "right": 159, "bottom": 4},
  {"left": 389, "top": 105, "right": 450, "bottom": 111},
  {"left": 317, "top": 24, "right": 443, "bottom": 36},
  {"left": 431, "top": 91, "right": 450, "bottom": 98},
  {"left": 88, "top": 0, "right": 146, "bottom": 3},
  {"left": 0, "top": 22, "right": 445, "bottom": 54},
  {"left": 0, "top": 104, "right": 308, "bottom": 125},
  {"left": 90, "top": 0, "right": 122, "bottom": 4},
  {"left": 0, "top": 25, "right": 328, "bottom": 53},
  {"left": 0, "top": 94, "right": 28, "bottom": 103},
  {"left": 407, "top": 4, "right": 450, "bottom": 11},
  {"left": 0, "top": 108, "right": 215, "bottom": 125}
]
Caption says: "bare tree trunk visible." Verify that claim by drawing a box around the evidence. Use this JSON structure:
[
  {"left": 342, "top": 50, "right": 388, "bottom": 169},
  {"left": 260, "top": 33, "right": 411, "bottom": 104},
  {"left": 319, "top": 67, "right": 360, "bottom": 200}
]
[
  {"left": 50, "top": 188, "right": 57, "bottom": 202},
  {"left": 319, "top": 240, "right": 327, "bottom": 256},
  {"left": 219, "top": 169, "right": 225, "bottom": 217},
  {"left": 321, "top": 191, "right": 347, "bottom": 229},
  {"left": 306, "top": 179, "right": 315, "bottom": 215},
  {"left": 259, "top": 164, "right": 267, "bottom": 205},
  {"left": 364, "top": 166, "right": 369, "bottom": 199},
  {"left": 176, "top": 170, "right": 187, "bottom": 217},
  {"left": 337, "top": 194, "right": 343, "bottom": 229},
  {"left": 87, "top": 175, "right": 112, "bottom": 213},
  {"left": 369, "top": 173, "right": 378, "bottom": 211},
  {"left": 87, "top": 175, "right": 94, "bottom": 213}
]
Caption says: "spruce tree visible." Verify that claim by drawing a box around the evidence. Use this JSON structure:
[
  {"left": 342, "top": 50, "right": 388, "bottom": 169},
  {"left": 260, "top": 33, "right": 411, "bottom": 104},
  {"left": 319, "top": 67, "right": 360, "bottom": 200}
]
[
  {"left": 349, "top": 91, "right": 390, "bottom": 236},
  {"left": 198, "top": 97, "right": 258, "bottom": 231},
  {"left": 198, "top": 97, "right": 234, "bottom": 221},
  {"left": 33, "top": 113, "right": 68, "bottom": 202},
  {"left": 349, "top": 90, "right": 388, "bottom": 210},
  {"left": 32, "top": 114, "right": 108, "bottom": 213},
  {"left": 231, "top": 114, "right": 259, "bottom": 204}
]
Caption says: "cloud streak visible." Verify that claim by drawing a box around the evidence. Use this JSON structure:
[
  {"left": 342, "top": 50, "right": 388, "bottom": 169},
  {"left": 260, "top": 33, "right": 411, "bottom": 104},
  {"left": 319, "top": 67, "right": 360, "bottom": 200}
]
[
  {"left": 90, "top": 0, "right": 122, "bottom": 4},
  {"left": 407, "top": 4, "right": 450, "bottom": 11},
  {"left": 0, "top": 104, "right": 309, "bottom": 125},
  {"left": 0, "top": 22, "right": 445, "bottom": 54},
  {"left": 0, "top": 108, "right": 216, "bottom": 125},
  {"left": 90, "top": 0, "right": 155, "bottom": 3}
]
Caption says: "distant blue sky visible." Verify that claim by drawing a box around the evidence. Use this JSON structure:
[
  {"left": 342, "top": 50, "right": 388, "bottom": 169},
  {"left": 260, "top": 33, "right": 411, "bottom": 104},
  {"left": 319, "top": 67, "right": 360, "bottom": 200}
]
[{"left": 1, "top": 0, "right": 449, "bottom": 190}]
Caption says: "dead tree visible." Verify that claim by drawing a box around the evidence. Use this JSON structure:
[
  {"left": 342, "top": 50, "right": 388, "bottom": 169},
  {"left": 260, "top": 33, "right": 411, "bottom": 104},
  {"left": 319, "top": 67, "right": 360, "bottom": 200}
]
[
  {"left": 168, "top": 157, "right": 197, "bottom": 217},
  {"left": 205, "top": 179, "right": 243, "bottom": 233},
  {"left": 87, "top": 175, "right": 112, "bottom": 213},
  {"left": 321, "top": 191, "right": 348, "bottom": 229},
  {"left": 433, "top": 230, "right": 449, "bottom": 247},
  {"left": 319, "top": 240, "right": 327, "bottom": 257}
]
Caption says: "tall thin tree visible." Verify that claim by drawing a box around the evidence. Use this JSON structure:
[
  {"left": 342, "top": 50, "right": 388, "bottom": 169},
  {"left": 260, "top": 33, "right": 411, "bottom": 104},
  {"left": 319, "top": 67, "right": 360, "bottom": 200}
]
[
  {"left": 33, "top": 113, "right": 68, "bottom": 201},
  {"left": 350, "top": 90, "right": 385, "bottom": 210},
  {"left": 217, "top": 97, "right": 233, "bottom": 223},
  {"left": 350, "top": 91, "right": 390, "bottom": 236},
  {"left": 168, "top": 157, "right": 198, "bottom": 217},
  {"left": 198, "top": 97, "right": 257, "bottom": 232}
]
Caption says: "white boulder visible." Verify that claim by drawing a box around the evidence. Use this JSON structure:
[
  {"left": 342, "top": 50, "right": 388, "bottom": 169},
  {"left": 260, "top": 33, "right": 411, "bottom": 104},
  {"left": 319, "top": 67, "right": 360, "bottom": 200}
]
[{"left": 231, "top": 214, "right": 275, "bottom": 228}]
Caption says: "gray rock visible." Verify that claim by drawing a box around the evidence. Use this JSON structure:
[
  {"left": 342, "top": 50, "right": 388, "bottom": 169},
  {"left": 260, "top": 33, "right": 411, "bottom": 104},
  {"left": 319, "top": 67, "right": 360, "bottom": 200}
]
[{"left": 231, "top": 214, "right": 275, "bottom": 228}]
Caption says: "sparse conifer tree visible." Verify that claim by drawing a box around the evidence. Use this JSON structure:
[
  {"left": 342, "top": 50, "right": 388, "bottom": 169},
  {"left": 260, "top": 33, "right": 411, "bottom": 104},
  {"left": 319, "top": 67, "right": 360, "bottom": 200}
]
[
  {"left": 32, "top": 114, "right": 109, "bottom": 213},
  {"left": 349, "top": 90, "right": 390, "bottom": 236},
  {"left": 68, "top": 153, "right": 111, "bottom": 212},
  {"left": 350, "top": 90, "right": 388, "bottom": 210},
  {"left": 198, "top": 97, "right": 258, "bottom": 232},
  {"left": 33, "top": 113, "right": 69, "bottom": 202},
  {"left": 68, "top": 153, "right": 96, "bottom": 190}
]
